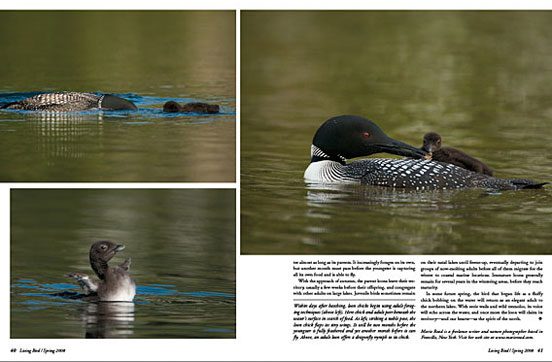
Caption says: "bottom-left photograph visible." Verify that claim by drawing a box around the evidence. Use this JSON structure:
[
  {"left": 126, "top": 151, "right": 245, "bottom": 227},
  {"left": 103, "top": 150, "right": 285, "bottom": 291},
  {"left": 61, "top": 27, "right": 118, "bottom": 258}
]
[{"left": 10, "top": 188, "right": 236, "bottom": 339}]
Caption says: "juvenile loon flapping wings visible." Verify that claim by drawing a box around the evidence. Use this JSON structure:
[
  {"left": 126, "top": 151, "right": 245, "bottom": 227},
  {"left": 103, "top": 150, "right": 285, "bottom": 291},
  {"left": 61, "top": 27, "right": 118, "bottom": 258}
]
[
  {"left": 66, "top": 241, "right": 136, "bottom": 302},
  {"left": 422, "top": 132, "right": 493, "bottom": 176},
  {"left": 303, "top": 115, "right": 547, "bottom": 190},
  {"left": 1, "top": 92, "right": 137, "bottom": 111}
]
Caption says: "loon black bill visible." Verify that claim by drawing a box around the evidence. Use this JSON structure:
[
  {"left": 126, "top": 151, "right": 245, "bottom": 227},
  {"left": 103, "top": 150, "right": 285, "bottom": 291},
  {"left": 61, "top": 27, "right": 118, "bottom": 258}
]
[{"left": 374, "top": 138, "right": 427, "bottom": 159}]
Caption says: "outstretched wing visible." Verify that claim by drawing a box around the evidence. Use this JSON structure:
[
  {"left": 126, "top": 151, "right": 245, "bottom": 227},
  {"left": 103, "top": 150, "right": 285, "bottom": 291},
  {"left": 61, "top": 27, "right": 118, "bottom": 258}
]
[
  {"left": 66, "top": 272, "right": 99, "bottom": 294},
  {"left": 119, "top": 258, "right": 132, "bottom": 271}
]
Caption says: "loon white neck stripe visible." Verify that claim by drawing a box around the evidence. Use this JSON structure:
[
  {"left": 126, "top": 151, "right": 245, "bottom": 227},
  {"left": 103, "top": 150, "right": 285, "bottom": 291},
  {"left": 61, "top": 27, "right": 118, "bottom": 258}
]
[
  {"left": 311, "top": 144, "right": 329, "bottom": 158},
  {"left": 304, "top": 160, "right": 358, "bottom": 183},
  {"left": 98, "top": 95, "right": 105, "bottom": 109},
  {"left": 311, "top": 144, "right": 347, "bottom": 163}
]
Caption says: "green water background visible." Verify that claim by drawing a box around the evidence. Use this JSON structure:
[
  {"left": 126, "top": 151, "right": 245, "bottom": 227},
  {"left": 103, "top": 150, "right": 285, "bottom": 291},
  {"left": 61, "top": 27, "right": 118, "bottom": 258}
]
[
  {"left": 241, "top": 11, "right": 552, "bottom": 254},
  {"left": 11, "top": 189, "right": 236, "bottom": 338},
  {"left": 0, "top": 11, "right": 236, "bottom": 182}
]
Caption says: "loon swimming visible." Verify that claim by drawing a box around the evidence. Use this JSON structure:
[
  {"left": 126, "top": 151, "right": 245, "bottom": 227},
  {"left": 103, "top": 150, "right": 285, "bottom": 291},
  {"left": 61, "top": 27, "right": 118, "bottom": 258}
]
[
  {"left": 422, "top": 132, "right": 494, "bottom": 176},
  {"left": 1, "top": 92, "right": 137, "bottom": 111},
  {"left": 1, "top": 92, "right": 220, "bottom": 113},
  {"left": 66, "top": 241, "right": 136, "bottom": 302},
  {"left": 303, "top": 115, "right": 547, "bottom": 190},
  {"left": 163, "top": 100, "right": 220, "bottom": 113}
]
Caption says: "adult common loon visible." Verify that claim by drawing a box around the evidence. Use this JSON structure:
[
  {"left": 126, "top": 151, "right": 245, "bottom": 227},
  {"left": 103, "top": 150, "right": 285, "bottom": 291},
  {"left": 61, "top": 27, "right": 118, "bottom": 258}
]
[
  {"left": 1, "top": 92, "right": 221, "bottom": 114},
  {"left": 303, "top": 115, "right": 547, "bottom": 190},
  {"left": 1, "top": 92, "right": 137, "bottom": 111},
  {"left": 422, "top": 132, "right": 493, "bottom": 176},
  {"left": 66, "top": 241, "right": 136, "bottom": 302}
]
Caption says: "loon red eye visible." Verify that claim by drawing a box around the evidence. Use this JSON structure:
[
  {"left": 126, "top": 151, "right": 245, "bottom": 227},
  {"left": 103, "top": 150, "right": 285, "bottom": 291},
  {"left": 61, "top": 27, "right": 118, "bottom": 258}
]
[{"left": 362, "top": 131, "right": 371, "bottom": 139}]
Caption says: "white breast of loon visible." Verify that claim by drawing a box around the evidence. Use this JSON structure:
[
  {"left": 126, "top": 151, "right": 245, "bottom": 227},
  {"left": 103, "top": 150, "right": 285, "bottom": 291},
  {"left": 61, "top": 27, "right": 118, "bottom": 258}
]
[
  {"left": 99, "top": 276, "right": 136, "bottom": 302},
  {"left": 304, "top": 160, "right": 358, "bottom": 183}
]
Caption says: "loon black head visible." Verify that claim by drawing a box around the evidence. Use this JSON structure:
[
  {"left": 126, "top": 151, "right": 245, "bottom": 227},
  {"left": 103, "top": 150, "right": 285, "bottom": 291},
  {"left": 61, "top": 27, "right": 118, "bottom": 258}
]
[
  {"left": 311, "top": 115, "right": 427, "bottom": 164},
  {"left": 101, "top": 94, "right": 137, "bottom": 110},
  {"left": 422, "top": 132, "right": 442, "bottom": 153},
  {"left": 89, "top": 240, "right": 125, "bottom": 280}
]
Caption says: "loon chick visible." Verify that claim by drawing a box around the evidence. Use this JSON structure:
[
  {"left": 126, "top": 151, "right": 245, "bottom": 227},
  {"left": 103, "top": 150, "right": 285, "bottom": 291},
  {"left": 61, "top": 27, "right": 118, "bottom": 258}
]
[
  {"left": 1, "top": 92, "right": 137, "bottom": 111},
  {"left": 67, "top": 241, "right": 136, "bottom": 302},
  {"left": 163, "top": 101, "right": 220, "bottom": 114},
  {"left": 304, "top": 115, "right": 547, "bottom": 190},
  {"left": 423, "top": 132, "right": 493, "bottom": 176}
]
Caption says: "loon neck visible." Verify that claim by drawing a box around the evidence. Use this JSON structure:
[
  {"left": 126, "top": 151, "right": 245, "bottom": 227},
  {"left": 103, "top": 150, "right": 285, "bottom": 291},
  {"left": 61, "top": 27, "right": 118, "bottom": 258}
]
[
  {"left": 90, "top": 258, "right": 109, "bottom": 280},
  {"left": 97, "top": 95, "right": 105, "bottom": 109},
  {"left": 310, "top": 144, "right": 347, "bottom": 165},
  {"left": 304, "top": 157, "right": 351, "bottom": 183}
]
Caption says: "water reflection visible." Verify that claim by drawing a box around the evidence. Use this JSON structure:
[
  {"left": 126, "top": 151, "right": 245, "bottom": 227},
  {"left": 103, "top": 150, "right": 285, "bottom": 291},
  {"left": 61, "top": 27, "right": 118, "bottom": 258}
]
[
  {"left": 301, "top": 183, "right": 468, "bottom": 252},
  {"left": 11, "top": 277, "right": 236, "bottom": 338},
  {"left": 26, "top": 115, "right": 103, "bottom": 163},
  {"left": 83, "top": 302, "right": 135, "bottom": 338},
  {"left": 305, "top": 182, "right": 466, "bottom": 210},
  {"left": 0, "top": 101, "right": 236, "bottom": 181},
  {"left": 296, "top": 182, "right": 550, "bottom": 254}
]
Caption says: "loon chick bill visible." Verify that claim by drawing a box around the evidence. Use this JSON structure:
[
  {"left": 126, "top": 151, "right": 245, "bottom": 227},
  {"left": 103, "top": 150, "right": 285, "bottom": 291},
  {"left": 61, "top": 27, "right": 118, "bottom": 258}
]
[
  {"left": 66, "top": 241, "right": 136, "bottom": 302},
  {"left": 423, "top": 132, "right": 493, "bottom": 176},
  {"left": 304, "top": 115, "right": 547, "bottom": 190},
  {"left": 163, "top": 101, "right": 220, "bottom": 114},
  {"left": 1, "top": 92, "right": 137, "bottom": 111}
]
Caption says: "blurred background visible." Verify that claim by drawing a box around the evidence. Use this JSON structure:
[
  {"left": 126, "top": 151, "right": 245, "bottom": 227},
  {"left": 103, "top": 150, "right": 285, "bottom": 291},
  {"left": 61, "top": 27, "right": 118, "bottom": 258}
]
[
  {"left": 11, "top": 189, "right": 236, "bottom": 338},
  {"left": 0, "top": 11, "right": 236, "bottom": 181},
  {"left": 241, "top": 11, "right": 552, "bottom": 254}
]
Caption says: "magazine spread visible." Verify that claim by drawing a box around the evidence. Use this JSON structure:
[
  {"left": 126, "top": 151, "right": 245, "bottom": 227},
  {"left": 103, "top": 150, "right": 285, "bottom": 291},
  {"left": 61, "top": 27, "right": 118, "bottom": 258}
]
[{"left": 1, "top": 3, "right": 551, "bottom": 362}]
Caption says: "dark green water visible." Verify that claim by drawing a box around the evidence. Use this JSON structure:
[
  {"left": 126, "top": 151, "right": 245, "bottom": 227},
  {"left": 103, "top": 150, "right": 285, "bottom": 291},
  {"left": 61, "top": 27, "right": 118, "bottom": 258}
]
[
  {"left": 241, "top": 11, "right": 552, "bottom": 254},
  {"left": 0, "top": 11, "right": 235, "bottom": 182},
  {"left": 11, "top": 189, "right": 236, "bottom": 338}
]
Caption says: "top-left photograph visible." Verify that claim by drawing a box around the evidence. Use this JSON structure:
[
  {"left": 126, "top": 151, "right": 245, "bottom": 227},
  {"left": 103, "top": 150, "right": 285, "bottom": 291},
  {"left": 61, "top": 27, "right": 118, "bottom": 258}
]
[{"left": 0, "top": 10, "right": 236, "bottom": 182}]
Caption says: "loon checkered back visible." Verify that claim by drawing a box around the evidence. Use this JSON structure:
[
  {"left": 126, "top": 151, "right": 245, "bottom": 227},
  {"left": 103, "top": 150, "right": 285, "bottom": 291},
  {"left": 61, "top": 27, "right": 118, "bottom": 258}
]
[
  {"left": 1, "top": 92, "right": 137, "bottom": 111},
  {"left": 304, "top": 115, "right": 547, "bottom": 190}
]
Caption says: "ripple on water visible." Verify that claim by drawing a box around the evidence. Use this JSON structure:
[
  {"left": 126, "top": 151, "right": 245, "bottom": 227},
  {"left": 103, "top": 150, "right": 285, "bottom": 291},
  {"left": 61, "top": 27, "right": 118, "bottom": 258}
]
[
  {"left": 11, "top": 277, "right": 235, "bottom": 337},
  {"left": 13, "top": 278, "right": 235, "bottom": 306}
]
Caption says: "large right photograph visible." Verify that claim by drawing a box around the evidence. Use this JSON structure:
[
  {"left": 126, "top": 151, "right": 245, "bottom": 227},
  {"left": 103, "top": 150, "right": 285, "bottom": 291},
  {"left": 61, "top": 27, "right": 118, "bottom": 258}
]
[{"left": 241, "top": 11, "right": 552, "bottom": 255}]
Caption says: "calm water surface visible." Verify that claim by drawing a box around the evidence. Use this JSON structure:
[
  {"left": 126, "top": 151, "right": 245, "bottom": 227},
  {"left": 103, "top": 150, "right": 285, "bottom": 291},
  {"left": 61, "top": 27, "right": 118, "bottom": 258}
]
[
  {"left": 11, "top": 189, "right": 236, "bottom": 338},
  {"left": 241, "top": 11, "right": 552, "bottom": 254},
  {"left": 0, "top": 11, "right": 235, "bottom": 182}
]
